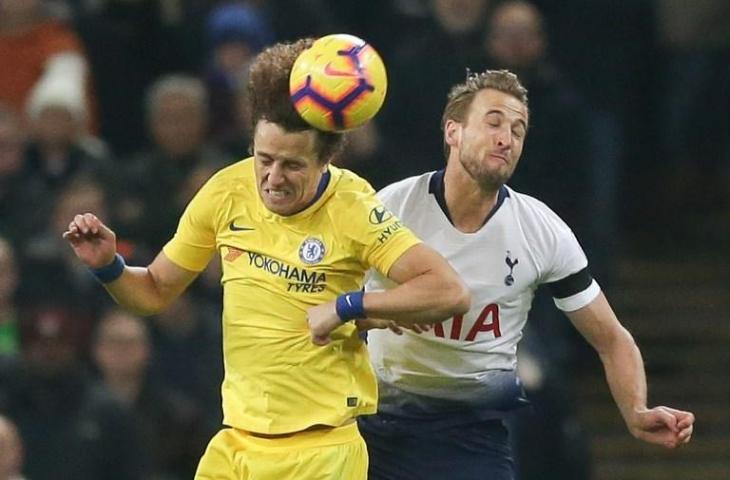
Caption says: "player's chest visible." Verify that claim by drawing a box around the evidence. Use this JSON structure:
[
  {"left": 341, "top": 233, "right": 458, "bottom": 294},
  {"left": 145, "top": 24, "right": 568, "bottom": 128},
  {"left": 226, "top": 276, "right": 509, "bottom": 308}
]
[
  {"left": 411, "top": 219, "right": 539, "bottom": 293},
  {"left": 216, "top": 219, "right": 356, "bottom": 288}
]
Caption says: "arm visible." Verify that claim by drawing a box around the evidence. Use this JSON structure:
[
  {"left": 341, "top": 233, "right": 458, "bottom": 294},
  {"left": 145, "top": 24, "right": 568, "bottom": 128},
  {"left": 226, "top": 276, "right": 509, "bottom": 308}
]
[
  {"left": 64, "top": 213, "right": 198, "bottom": 315},
  {"left": 308, "top": 243, "right": 470, "bottom": 344},
  {"left": 365, "top": 243, "right": 470, "bottom": 323},
  {"left": 567, "top": 292, "right": 694, "bottom": 448}
]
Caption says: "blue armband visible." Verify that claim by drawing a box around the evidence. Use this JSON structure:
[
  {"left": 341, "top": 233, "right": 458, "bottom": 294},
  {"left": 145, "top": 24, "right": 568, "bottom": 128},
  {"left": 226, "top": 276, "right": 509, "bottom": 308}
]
[
  {"left": 90, "top": 254, "right": 126, "bottom": 284},
  {"left": 335, "top": 291, "right": 365, "bottom": 322}
]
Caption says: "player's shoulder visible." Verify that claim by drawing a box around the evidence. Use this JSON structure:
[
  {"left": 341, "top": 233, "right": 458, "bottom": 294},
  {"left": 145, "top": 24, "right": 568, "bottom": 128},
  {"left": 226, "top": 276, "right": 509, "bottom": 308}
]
[
  {"left": 208, "top": 156, "right": 253, "bottom": 181},
  {"left": 504, "top": 186, "right": 573, "bottom": 235},
  {"left": 327, "top": 165, "right": 378, "bottom": 210},
  {"left": 183, "top": 157, "right": 255, "bottom": 211},
  {"left": 377, "top": 171, "right": 432, "bottom": 206},
  {"left": 330, "top": 165, "right": 375, "bottom": 193}
]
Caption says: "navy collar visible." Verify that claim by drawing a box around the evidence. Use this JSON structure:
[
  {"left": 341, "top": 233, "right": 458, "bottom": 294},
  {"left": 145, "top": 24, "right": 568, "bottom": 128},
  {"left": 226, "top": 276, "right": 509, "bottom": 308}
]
[
  {"left": 299, "top": 169, "right": 331, "bottom": 212},
  {"left": 428, "top": 169, "right": 509, "bottom": 227}
]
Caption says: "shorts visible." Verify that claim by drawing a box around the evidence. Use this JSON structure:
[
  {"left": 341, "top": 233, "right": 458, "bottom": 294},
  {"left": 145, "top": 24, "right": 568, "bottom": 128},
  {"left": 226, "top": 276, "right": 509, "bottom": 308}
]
[
  {"left": 359, "top": 413, "right": 514, "bottom": 480},
  {"left": 195, "top": 422, "right": 367, "bottom": 480}
]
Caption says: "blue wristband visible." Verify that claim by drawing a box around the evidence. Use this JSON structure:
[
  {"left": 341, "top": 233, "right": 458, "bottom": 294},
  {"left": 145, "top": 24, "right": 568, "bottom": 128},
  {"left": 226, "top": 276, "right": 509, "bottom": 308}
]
[
  {"left": 335, "top": 291, "right": 365, "bottom": 322},
  {"left": 90, "top": 254, "right": 126, "bottom": 283}
]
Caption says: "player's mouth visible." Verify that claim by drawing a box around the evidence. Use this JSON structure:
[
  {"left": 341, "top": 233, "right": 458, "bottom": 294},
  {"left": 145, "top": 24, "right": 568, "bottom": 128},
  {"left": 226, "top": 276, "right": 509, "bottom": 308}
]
[
  {"left": 488, "top": 153, "right": 508, "bottom": 164},
  {"left": 264, "top": 188, "right": 290, "bottom": 200}
]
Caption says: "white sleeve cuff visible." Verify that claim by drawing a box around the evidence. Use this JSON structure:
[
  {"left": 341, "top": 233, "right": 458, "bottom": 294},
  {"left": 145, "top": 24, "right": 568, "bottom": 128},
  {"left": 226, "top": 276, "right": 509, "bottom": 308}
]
[{"left": 553, "top": 279, "right": 600, "bottom": 312}]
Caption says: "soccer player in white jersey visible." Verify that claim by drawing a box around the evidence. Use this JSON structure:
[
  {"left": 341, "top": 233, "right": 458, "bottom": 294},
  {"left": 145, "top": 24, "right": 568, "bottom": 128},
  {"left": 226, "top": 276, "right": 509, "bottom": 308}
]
[{"left": 358, "top": 69, "right": 695, "bottom": 480}]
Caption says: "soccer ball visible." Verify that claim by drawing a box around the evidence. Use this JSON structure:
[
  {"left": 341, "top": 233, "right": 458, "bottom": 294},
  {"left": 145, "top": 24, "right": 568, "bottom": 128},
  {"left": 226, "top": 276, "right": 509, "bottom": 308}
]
[{"left": 290, "top": 34, "right": 387, "bottom": 132}]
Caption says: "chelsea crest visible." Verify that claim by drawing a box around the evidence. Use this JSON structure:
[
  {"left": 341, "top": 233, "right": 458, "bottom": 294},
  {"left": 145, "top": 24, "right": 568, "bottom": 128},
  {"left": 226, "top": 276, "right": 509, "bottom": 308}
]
[{"left": 299, "top": 237, "right": 326, "bottom": 265}]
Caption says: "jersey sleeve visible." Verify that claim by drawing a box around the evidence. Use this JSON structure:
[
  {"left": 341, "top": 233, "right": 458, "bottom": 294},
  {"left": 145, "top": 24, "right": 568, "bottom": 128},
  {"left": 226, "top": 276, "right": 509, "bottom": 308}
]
[
  {"left": 162, "top": 175, "right": 221, "bottom": 272},
  {"left": 347, "top": 191, "right": 421, "bottom": 277},
  {"left": 537, "top": 207, "right": 600, "bottom": 312}
]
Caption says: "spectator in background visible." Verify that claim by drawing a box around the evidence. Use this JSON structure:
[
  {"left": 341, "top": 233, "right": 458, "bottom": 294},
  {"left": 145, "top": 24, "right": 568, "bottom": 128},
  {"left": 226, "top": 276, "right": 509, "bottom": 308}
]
[
  {"left": 0, "top": 107, "right": 27, "bottom": 242},
  {"left": 0, "top": 238, "right": 20, "bottom": 358},
  {"left": 378, "top": 0, "right": 493, "bottom": 183},
  {"left": 92, "top": 308, "right": 210, "bottom": 480},
  {"left": 0, "top": 414, "right": 25, "bottom": 480},
  {"left": 655, "top": 0, "right": 730, "bottom": 211},
  {"left": 204, "top": 2, "right": 274, "bottom": 153},
  {"left": 72, "top": 0, "right": 208, "bottom": 155},
  {"left": 0, "top": 306, "right": 143, "bottom": 480},
  {"left": 13, "top": 78, "right": 111, "bottom": 249},
  {"left": 150, "top": 293, "right": 223, "bottom": 433},
  {"left": 0, "top": 0, "right": 95, "bottom": 132},
  {"left": 319, "top": 0, "right": 431, "bottom": 59},
  {"left": 18, "top": 177, "right": 116, "bottom": 313},
  {"left": 114, "top": 75, "right": 232, "bottom": 252}
]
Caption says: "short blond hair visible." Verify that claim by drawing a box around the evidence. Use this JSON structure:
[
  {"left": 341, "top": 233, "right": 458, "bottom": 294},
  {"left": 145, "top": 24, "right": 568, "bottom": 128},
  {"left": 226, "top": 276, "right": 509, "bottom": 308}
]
[{"left": 441, "top": 69, "right": 528, "bottom": 158}]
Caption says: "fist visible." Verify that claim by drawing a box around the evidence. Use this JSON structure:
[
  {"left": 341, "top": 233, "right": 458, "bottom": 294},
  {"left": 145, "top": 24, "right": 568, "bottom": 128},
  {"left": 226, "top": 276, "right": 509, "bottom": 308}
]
[{"left": 307, "top": 301, "right": 341, "bottom": 346}]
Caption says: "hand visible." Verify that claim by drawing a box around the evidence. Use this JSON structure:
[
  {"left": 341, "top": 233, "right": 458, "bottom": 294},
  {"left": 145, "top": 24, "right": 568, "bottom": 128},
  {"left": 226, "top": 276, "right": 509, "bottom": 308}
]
[
  {"left": 355, "top": 319, "right": 434, "bottom": 335},
  {"left": 307, "top": 301, "right": 342, "bottom": 346},
  {"left": 628, "top": 406, "right": 695, "bottom": 448},
  {"left": 62, "top": 213, "right": 117, "bottom": 268},
  {"left": 356, "top": 318, "right": 403, "bottom": 335}
]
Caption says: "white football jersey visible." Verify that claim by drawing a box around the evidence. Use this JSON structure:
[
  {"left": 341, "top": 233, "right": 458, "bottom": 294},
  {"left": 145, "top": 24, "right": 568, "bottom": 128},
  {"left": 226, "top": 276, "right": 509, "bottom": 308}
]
[{"left": 366, "top": 170, "right": 600, "bottom": 407}]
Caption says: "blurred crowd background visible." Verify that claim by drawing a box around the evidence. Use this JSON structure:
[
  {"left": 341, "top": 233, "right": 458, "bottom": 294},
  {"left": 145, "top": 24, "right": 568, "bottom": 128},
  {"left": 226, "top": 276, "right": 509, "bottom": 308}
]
[{"left": 0, "top": 0, "right": 728, "bottom": 479}]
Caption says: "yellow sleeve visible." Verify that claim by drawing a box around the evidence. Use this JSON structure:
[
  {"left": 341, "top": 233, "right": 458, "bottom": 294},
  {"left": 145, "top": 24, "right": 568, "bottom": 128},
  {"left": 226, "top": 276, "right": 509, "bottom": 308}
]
[
  {"left": 348, "top": 191, "right": 422, "bottom": 277},
  {"left": 162, "top": 176, "right": 221, "bottom": 272}
]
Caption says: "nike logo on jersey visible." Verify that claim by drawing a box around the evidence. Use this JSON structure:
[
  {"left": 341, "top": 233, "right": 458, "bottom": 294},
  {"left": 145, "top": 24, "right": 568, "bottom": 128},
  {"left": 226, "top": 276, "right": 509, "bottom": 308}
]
[
  {"left": 229, "top": 221, "right": 255, "bottom": 232},
  {"left": 323, "top": 62, "right": 359, "bottom": 77}
]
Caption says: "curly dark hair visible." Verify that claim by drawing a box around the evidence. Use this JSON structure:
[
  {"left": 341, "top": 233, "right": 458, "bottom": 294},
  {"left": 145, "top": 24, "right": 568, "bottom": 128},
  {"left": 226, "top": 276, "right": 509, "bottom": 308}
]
[{"left": 247, "top": 38, "right": 345, "bottom": 163}]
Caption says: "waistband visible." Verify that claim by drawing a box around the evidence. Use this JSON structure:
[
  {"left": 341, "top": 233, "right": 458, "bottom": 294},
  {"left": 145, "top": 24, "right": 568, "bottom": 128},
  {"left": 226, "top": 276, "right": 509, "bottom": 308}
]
[{"left": 233, "top": 421, "right": 360, "bottom": 450}]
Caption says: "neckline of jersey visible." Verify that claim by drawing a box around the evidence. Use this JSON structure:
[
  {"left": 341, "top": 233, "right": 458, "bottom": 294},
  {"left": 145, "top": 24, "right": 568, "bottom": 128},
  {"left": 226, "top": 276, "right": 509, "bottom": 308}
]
[{"left": 428, "top": 169, "right": 510, "bottom": 231}]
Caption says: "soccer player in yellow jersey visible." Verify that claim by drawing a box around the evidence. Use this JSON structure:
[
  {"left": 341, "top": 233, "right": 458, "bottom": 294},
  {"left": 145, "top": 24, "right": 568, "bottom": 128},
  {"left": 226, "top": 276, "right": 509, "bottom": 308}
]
[{"left": 63, "top": 39, "right": 471, "bottom": 479}]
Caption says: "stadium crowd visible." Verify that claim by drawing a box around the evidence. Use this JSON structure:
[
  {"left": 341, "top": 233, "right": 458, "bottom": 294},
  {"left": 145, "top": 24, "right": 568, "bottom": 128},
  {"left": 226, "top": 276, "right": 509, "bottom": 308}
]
[{"left": 0, "top": 0, "right": 726, "bottom": 479}]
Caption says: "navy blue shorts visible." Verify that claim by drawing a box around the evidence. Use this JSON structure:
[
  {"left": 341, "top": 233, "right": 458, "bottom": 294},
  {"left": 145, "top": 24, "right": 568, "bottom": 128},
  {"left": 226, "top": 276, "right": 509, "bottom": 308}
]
[{"left": 359, "top": 413, "right": 515, "bottom": 480}]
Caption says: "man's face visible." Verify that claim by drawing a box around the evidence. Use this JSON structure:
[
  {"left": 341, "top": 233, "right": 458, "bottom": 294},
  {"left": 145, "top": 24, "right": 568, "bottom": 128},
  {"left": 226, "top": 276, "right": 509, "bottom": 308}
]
[
  {"left": 214, "top": 41, "right": 253, "bottom": 76},
  {"left": 432, "top": 0, "right": 490, "bottom": 34},
  {"left": 32, "top": 106, "right": 78, "bottom": 148},
  {"left": 93, "top": 314, "right": 150, "bottom": 380},
  {"left": 0, "top": 119, "right": 24, "bottom": 175},
  {"left": 0, "top": 417, "right": 23, "bottom": 478},
  {"left": 253, "top": 120, "right": 326, "bottom": 216},
  {"left": 150, "top": 93, "right": 206, "bottom": 158},
  {"left": 486, "top": 2, "right": 545, "bottom": 70},
  {"left": 449, "top": 89, "right": 528, "bottom": 189}
]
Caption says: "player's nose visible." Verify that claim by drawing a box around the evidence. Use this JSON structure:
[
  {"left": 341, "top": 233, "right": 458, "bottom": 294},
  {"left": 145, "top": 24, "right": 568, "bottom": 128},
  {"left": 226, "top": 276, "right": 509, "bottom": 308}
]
[
  {"left": 494, "top": 127, "right": 512, "bottom": 147},
  {"left": 267, "top": 162, "right": 287, "bottom": 186}
]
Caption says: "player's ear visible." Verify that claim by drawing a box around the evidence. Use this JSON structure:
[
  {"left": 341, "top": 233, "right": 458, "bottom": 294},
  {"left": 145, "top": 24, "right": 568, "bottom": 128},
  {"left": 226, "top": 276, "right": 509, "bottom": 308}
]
[{"left": 444, "top": 119, "right": 461, "bottom": 149}]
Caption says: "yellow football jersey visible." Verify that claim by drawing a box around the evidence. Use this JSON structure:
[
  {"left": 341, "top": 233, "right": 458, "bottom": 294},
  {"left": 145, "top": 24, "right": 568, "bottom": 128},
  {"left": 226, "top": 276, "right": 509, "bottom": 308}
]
[{"left": 163, "top": 158, "right": 420, "bottom": 434}]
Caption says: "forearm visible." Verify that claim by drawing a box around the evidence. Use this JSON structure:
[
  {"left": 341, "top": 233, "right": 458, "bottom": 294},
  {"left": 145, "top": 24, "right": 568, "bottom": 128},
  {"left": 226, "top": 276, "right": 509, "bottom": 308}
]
[
  {"left": 598, "top": 327, "right": 648, "bottom": 430},
  {"left": 363, "top": 272, "right": 470, "bottom": 324},
  {"left": 103, "top": 266, "right": 171, "bottom": 316},
  {"left": 65, "top": 215, "right": 197, "bottom": 314},
  {"left": 100, "top": 252, "right": 196, "bottom": 316},
  {"left": 568, "top": 293, "right": 649, "bottom": 434}
]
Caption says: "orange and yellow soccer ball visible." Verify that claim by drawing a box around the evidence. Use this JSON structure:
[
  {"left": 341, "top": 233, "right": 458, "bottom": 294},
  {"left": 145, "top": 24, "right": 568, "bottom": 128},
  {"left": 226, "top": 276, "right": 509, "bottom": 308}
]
[{"left": 289, "top": 34, "right": 387, "bottom": 132}]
